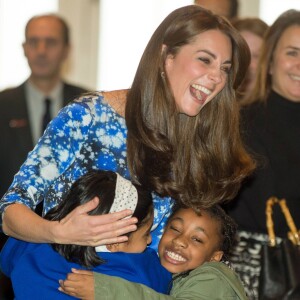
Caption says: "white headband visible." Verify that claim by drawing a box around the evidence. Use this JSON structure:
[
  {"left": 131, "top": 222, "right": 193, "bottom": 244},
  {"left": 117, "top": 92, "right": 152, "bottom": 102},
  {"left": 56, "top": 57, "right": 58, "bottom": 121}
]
[
  {"left": 95, "top": 173, "right": 138, "bottom": 252},
  {"left": 109, "top": 173, "right": 138, "bottom": 214}
]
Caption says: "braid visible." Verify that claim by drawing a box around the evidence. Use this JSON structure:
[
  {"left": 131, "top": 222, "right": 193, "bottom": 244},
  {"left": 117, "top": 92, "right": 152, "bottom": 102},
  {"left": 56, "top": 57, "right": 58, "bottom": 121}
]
[
  {"left": 168, "top": 202, "right": 237, "bottom": 259},
  {"left": 206, "top": 205, "right": 238, "bottom": 261}
]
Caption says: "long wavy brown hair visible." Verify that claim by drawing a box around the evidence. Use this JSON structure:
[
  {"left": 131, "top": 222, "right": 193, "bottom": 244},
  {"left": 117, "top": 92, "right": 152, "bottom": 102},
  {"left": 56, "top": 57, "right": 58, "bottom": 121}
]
[{"left": 126, "top": 5, "right": 255, "bottom": 208}]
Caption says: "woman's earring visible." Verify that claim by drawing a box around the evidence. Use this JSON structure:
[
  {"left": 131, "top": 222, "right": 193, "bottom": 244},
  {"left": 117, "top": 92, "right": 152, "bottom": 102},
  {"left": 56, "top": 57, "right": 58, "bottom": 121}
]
[{"left": 161, "top": 71, "right": 165, "bottom": 79}]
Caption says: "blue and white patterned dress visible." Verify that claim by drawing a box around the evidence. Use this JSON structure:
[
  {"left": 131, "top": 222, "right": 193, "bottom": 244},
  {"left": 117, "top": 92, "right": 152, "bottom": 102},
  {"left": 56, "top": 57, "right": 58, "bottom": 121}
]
[{"left": 0, "top": 92, "right": 173, "bottom": 250}]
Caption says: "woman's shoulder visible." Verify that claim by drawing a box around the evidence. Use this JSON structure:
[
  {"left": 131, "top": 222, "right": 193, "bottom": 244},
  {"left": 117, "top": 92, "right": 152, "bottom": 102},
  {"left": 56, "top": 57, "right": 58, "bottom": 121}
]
[
  {"left": 102, "top": 89, "right": 128, "bottom": 118},
  {"left": 241, "top": 99, "right": 268, "bottom": 118},
  {"left": 240, "top": 101, "right": 267, "bottom": 131},
  {"left": 72, "top": 89, "right": 128, "bottom": 118}
]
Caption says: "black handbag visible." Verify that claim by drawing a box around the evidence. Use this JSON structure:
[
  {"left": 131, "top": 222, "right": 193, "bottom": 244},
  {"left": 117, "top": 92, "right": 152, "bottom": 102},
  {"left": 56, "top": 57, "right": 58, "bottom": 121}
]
[{"left": 259, "top": 197, "right": 300, "bottom": 300}]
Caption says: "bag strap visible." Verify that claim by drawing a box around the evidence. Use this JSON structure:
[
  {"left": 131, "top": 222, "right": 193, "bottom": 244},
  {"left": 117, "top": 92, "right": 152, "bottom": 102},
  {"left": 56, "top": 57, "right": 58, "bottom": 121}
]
[{"left": 266, "top": 197, "right": 300, "bottom": 246}]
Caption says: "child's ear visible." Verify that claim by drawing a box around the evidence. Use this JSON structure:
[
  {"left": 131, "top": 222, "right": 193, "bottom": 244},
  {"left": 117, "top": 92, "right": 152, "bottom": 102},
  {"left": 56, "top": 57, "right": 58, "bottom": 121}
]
[
  {"left": 106, "top": 243, "right": 120, "bottom": 252},
  {"left": 210, "top": 251, "right": 223, "bottom": 262}
]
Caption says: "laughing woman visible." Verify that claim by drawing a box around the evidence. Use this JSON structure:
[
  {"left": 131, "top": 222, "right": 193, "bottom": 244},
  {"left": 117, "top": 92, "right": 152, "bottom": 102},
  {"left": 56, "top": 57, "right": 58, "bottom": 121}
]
[{"left": 0, "top": 5, "right": 254, "bottom": 256}]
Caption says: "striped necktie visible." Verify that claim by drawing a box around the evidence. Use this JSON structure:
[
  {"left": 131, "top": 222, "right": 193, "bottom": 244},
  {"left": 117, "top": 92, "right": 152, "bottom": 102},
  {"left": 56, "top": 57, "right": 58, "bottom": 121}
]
[{"left": 41, "top": 97, "right": 52, "bottom": 134}]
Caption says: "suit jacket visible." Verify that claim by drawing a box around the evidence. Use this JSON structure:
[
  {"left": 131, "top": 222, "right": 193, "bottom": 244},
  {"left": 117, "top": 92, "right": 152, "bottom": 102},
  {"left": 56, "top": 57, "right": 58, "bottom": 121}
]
[{"left": 0, "top": 81, "right": 87, "bottom": 199}]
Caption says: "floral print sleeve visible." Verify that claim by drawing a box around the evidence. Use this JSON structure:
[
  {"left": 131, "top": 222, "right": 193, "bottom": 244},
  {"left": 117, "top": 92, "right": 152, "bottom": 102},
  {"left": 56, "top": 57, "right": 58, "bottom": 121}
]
[
  {"left": 0, "top": 92, "right": 173, "bottom": 251},
  {"left": 0, "top": 93, "right": 124, "bottom": 223}
]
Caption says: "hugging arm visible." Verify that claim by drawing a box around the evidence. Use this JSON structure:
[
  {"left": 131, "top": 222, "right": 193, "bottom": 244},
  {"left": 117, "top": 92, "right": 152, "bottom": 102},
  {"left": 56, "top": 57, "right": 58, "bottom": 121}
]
[
  {"left": 94, "top": 273, "right": 174, "bottom": 300},
  {"left": 60, "top": 264, "right": 248, "bottom": 300},
  {"left": 1, "top": 101, "right": 137, "bottom": 245},
  {"left": 60, "top": 269, "right": 174, "bottom": 300}
]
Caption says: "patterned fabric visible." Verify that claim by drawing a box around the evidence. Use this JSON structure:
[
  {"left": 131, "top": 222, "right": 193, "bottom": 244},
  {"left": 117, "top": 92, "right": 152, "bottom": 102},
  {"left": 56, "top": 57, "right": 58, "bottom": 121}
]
[
  {"left": 109, "top": 173, "right": 138, "bottom": 214},
  {"left": 229, "top": 230, "right": 282, "bottom": 300},
  {"left": 0, "top": 92, "right": 173, "bottom": 251}
]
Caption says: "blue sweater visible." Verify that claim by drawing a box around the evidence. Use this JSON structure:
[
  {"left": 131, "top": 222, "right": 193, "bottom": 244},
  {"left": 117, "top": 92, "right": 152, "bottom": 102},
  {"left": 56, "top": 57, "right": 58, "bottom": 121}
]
[{"left": 1, "top": 237, "right": 172, "bottom": 299}]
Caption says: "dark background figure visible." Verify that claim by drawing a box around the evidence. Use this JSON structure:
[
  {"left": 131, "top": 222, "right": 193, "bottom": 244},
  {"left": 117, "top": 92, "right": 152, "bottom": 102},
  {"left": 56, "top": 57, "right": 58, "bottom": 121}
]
[
  {"left": 0, "top": 13, "right": 87, "bottom": 199},
  {"left": 225, "top": 9, "right": 300, "bottom": 300},
  {"left": 194, "top": 0, "right": 239, "bottom": 20},
  {"left": 231, "top": 17, "right": 269, "bottom": 101},
  {"left": 0, "top": 13, "right": 87, "bottom": 300}
]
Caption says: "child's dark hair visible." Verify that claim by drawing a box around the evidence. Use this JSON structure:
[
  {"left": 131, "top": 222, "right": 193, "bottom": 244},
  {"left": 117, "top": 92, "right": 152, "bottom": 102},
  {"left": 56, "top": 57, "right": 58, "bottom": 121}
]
[
  {"left": 167, "top": 203, "right": 237, "bottom": 292},
  {"left": 44, "top": 169, "right": 153, "bottom": 268},
  {"left": 204, "top": 205, "right": 237, "bottom": 261},
  {"left": 170, "top": 203, "right": 237, "bottom": 260}
]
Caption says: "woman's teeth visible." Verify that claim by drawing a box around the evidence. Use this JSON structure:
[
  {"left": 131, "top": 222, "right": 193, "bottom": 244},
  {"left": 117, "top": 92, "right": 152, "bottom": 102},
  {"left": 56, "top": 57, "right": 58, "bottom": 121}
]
[{"left": 191, "top": 84, "right": 211, "bottom": 95}]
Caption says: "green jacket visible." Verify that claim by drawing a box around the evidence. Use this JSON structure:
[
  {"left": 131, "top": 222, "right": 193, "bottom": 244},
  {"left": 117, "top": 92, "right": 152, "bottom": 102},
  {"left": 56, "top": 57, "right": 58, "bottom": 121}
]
[{"left": 94, "top": 261, "right": 248, "bottom": 299}]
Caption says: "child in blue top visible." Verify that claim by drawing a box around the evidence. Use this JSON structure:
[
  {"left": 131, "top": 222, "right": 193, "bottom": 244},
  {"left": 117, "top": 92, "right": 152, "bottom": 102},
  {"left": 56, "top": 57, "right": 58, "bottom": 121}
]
[{"left": 0, "top": 170, "right": 171, "bottom": 299}]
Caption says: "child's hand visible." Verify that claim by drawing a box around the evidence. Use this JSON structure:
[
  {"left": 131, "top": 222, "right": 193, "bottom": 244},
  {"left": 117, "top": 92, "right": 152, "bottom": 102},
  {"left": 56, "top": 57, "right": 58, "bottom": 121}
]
[{"left": 59, "top": 268, "right": 94, "bottom": 300}]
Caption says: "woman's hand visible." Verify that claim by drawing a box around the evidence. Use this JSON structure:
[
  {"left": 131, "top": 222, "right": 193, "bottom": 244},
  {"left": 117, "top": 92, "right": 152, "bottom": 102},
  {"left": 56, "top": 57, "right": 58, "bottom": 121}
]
[
  {"left": 53, "top": 197, "right": 138, "bottom": 245},
  {"left": 59, "top": 269, "right": 94, "bottom": 300}
]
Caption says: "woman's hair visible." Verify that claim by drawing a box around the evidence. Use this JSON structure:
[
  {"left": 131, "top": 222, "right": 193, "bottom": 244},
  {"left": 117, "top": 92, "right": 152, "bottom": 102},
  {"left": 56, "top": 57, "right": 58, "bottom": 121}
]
[
  {"left": 231, "top": 17, "right": 269, "bottom": 100},
  {"left": 231, "top": 17, "right": 269, "bottom": 39},
  {"left": 45, "top": 170, "right": 153, "bottom": 268},
  {"left": 126, "top": 5, "right": 255, "bottom": 209},
  {"left": 244, "top": 9, "right": 300, "bottom": 105},
  {"left": 170, "top": 203, "right": 237, "bottom": 260}
]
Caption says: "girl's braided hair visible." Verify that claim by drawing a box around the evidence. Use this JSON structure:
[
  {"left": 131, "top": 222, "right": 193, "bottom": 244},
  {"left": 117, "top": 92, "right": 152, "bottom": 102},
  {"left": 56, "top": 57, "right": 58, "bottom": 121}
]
[
  {"left": 168, "top": 203, "right": 237, "bottom": 290},
  {"left": 170, "top": 203, "right": 237, "bottom": 261},
  {"left": 204, "top": 204, "right": 237, "bottom": 261}
]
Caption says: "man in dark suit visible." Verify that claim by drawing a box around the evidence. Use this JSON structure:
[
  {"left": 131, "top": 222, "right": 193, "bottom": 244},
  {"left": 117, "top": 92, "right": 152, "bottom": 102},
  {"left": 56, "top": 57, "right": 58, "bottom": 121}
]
[
  {"left": 0, "top": 13, "right": 87, "bottom": 199},
  {"left": 0, "top": 13, "right": 87, "bottom": 299}
]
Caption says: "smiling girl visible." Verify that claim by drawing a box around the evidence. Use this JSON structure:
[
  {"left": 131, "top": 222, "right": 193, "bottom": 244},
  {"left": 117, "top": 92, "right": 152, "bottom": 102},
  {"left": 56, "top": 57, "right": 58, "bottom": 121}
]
[{"left": 59, "top": 204, "right": 247, "bottom": 300}]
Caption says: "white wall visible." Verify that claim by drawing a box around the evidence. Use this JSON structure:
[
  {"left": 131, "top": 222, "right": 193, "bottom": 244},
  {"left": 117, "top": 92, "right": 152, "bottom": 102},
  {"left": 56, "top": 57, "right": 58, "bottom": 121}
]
[
  {"left": 97, "top": 0, "right": 192, "bottom": 91},
  {"left": 97, "top": 0, "right": 300, "bottom": 90},
  {"left": 259, "top": 0, "right": 300, "bottom": 25},
  {"left": 58, "top": 0, "right": 99, "bottom": 90},
  {"left": 239, "top": 0, "right": 260, "bottom": 17},
  {"left": 0, "top": 0, "right": 58, "bottom": 90},
  {"left": 1, "top": 0, "right": 300, "bottom": 92}
]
